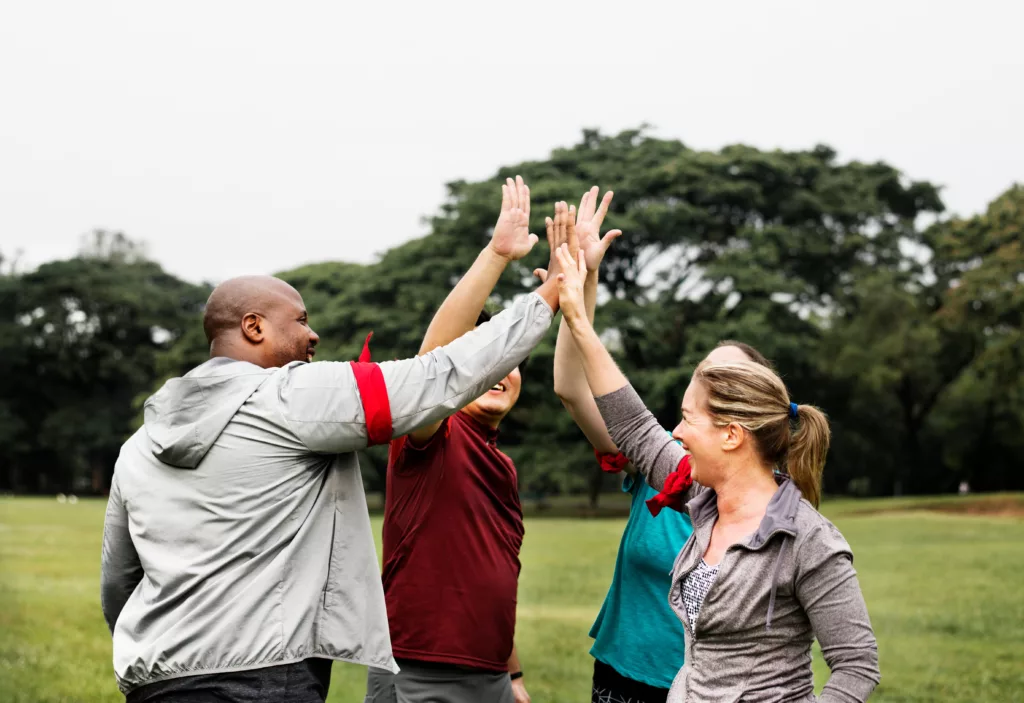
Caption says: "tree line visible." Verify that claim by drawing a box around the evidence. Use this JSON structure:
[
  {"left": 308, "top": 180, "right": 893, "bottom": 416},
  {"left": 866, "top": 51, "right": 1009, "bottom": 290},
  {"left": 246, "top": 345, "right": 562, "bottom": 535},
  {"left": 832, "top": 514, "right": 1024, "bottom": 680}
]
[{"left": 2, "top": 128, "right": 1022, "bottom": 503}]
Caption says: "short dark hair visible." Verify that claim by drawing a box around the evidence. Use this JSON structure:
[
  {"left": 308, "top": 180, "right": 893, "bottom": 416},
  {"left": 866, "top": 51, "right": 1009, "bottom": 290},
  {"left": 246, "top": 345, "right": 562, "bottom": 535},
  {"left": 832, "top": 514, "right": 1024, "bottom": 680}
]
[
  {"left": 715, "top": 339, "right": 773, "bottom": 369},
  {"left": 477, "top": 309, "right": 530, "bottom": 374}
]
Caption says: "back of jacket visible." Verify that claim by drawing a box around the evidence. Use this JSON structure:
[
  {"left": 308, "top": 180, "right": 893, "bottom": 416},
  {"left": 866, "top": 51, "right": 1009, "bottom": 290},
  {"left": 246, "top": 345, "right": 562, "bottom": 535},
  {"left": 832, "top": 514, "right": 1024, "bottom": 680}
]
[{"left": 101, "top": 292, "right": 554, "bottom": 693}]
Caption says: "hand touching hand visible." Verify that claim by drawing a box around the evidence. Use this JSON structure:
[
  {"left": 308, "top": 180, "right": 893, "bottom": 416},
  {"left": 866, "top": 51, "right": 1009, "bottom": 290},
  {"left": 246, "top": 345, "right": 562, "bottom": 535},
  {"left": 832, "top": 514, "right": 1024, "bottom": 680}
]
[
  {"left": 575, "top": 186, "right": 621, "bottom": 271},
  {"left": 534, "top": 201, "right": 577, "bottom": 283},
  {"left": 489, "top": 175, "right": 539, "bottom": 262}
]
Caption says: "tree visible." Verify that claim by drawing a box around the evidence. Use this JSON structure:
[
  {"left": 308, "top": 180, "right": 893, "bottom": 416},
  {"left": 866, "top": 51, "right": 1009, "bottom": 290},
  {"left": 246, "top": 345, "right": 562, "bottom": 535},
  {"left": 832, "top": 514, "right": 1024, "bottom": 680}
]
[
  {"left": 0, "top": 232, "right": 209, "bottom": 493},
  {"left": 250, "top": 129, "right": 948, "bottom": 502}
]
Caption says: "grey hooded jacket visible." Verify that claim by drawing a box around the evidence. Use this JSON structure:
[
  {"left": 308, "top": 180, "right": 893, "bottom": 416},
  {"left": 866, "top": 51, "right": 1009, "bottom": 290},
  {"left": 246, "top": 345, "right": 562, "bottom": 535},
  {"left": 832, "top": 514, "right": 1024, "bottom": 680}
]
[
  {"left": 100, "top": 292, "right": 553, "bottom": 694},
  {"left": 595, "top": 384, "right": 880, "bottom": 703}
]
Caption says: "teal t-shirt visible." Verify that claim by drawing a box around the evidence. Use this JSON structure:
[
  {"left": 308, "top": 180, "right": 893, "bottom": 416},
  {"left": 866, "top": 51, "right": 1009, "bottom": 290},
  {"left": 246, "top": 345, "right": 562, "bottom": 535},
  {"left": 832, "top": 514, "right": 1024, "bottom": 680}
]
[{"left": 589, "top": 472, "right": 694, "bottom": 689}]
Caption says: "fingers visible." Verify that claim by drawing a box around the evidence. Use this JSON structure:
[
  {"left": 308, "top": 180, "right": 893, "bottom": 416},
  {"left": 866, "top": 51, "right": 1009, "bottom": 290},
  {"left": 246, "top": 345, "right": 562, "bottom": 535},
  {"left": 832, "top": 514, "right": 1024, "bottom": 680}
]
[
  {"left": 594, "top": 190, "right": 614, "bottom": 227},
  {"left": 501, "top": 184, "right": 510, "bottom": 212},
  {"left": 506, "top": 177, "right": 518, "bottom": 210},
  {"left": 577, "top": 248, "right": 588, "bottom": 279},
  {"left": 600, "top": 229, "right": 623, "bottom": 254},
  {"left": 584, "top": 185, "right": 599, "bottom": 221},
  {"left": 555, "top": 242, "right": 575, "bottom": 272},
  {"left": 526, "top": 233, "right": 539, "bottom": 251},
  {"left": 532, "top": 268, "right": 548, "bottom": 283},
  {"left": 521, "top": 178, "right": 530, "bottom": 219},
  {"left": 566, "top": 204, "right": 578, "bottom": 257},
  {"left": 552, "top": 201, "right": 567, "bottom": 249},
  {"left": 545, "top": 216, "right": 555, "bottom": 248},
  {"left": 576, "top": 190, "right": 588, "bottom": 227}
]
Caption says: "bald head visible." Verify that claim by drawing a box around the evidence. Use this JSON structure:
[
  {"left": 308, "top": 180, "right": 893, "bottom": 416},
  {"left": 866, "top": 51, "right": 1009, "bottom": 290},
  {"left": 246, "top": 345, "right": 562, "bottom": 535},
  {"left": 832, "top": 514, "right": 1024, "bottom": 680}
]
[{"left": 203, "top": 275, "right": 319, "bottom": 368}]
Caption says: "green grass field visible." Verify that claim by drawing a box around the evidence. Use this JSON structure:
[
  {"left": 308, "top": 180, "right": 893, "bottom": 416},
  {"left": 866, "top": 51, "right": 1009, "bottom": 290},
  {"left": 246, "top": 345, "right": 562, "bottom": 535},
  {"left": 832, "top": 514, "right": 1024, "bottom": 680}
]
[{"left": 2, "top": 495, "right": 1023, "bottom": 702}]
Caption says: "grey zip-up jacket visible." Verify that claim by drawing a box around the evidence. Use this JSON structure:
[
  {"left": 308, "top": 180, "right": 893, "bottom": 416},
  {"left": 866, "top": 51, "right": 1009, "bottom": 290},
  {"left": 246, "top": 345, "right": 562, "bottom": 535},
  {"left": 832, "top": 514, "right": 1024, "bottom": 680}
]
[
  {"left": 595, "top": 384, "right": 880, "bottom": 703},
  {"left": 100, "top": 292, "right": 553, "bottom": 694}
]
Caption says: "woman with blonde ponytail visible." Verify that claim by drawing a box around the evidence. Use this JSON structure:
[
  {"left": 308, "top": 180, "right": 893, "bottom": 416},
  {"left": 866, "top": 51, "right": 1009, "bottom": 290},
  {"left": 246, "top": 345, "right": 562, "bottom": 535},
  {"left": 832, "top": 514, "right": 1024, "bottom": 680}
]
[{"left": 552, "top": 243, "right": 880, "bottom": 703}]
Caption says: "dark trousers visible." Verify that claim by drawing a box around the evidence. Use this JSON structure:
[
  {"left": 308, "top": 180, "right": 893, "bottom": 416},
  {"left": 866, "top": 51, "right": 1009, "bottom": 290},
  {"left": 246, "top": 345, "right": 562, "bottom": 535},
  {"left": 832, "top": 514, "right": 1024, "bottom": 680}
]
[
  {"left": 125, "top": 658, "right": 332, "bottom": 703},
  {"left": 591, "top": 659, "right": 669, "bottom": 703}
]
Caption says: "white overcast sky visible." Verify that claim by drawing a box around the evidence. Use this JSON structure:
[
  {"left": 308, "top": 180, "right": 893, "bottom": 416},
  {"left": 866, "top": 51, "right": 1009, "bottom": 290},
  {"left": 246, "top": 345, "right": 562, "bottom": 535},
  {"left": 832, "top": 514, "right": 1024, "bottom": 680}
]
[{"left": 2, "top": 0, "right": 1022, "bottom": 284}]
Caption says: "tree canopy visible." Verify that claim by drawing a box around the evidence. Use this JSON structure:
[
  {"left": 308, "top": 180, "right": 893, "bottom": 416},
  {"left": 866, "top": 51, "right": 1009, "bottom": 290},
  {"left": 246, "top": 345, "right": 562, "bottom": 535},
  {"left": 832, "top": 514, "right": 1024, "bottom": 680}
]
[{"left": 3, "top": 130, "right": 1021, "bottom": 501}]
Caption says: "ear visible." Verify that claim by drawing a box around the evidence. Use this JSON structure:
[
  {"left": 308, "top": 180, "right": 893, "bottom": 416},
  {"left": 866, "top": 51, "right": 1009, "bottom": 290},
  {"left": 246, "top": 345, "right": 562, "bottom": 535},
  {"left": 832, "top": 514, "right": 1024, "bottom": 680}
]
[
  {"left": 241, "top": 312, "right": 265, "bottom": 344},
  {"left": 721, "top": 422, "right": 746, "bottom": 453}
]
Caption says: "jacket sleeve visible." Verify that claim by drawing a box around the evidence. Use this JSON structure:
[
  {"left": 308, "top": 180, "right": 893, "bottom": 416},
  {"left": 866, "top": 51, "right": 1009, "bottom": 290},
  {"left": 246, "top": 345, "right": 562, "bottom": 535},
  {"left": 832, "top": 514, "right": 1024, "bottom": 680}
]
[
  {"left": 593, "top": 383, "right": 700, "bottom": 497},
  {"left": 100, "top": 473, "right": 144, "bottom": 635},
  {"left": 279, "top": 292, "right": 553, "bottom": 454},
  {"left": 795, "top": 523, "right": 881, "bottom": 703}
]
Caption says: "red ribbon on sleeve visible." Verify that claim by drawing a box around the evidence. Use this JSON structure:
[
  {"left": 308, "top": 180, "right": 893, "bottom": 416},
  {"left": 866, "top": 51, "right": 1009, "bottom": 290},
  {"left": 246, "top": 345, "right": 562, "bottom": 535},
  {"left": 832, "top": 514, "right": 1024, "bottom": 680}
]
[
  {"left": 350, "top": 332, "right": 393, "bottom": 446},
  {"left": 594, "top": 449, "right": 630, "bottom": 473},
  {"left": 645, "top": 454, "right": 694, "bottom": 517}
]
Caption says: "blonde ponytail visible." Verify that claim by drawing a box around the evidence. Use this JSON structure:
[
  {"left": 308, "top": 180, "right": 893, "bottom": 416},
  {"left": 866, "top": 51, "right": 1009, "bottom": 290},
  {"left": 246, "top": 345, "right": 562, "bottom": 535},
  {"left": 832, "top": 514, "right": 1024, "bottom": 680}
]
[
  {"left": 785, "top": 404, "right": 830, "bottom": 507},
  {"left": 694, "top": 360, "right": 832, "bottom": 508}
]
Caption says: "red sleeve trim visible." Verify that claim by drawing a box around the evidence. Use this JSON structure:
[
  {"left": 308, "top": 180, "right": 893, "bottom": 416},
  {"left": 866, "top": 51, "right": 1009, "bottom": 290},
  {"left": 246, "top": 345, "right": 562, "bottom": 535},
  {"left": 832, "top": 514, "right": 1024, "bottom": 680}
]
[
  {"left": 645, "top": 454, "right": 694, "bottom": 517},
  {"left": 351, "top": 332, "right": 393, "bottom": 446}
]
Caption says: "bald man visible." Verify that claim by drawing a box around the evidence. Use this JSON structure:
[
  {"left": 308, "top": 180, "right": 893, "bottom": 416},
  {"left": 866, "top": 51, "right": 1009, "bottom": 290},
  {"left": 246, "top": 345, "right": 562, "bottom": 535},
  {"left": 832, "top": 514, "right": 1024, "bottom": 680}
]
[{"left": 100, "top": 178, "right": 564, "bottom": 703}]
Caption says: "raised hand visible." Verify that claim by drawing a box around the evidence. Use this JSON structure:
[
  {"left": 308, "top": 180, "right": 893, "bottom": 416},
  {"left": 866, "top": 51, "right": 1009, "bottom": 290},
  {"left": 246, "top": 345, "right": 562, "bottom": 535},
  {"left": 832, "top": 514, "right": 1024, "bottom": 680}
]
[
  {"left": 538, "top": 201, "right": 576, "bottom": 282},
  {"left": 554, "top": 242, "right": 589, "bottom": 324},
  {"left": 574, "top": 186, "right": 621, "bottom": 271},
  {"left": 489, "top": 175, "right": 539, "bottom": 262},
  {"left": 533, "top": 201, "right": 577, "bottom": 283}
]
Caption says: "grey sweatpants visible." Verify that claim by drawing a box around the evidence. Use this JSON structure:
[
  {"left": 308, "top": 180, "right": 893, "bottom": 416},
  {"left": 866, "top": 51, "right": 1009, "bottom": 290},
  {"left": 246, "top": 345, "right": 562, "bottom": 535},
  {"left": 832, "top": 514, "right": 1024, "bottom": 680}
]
[{"left": 365, "top": 662, "right": 514, "bottom": 703}]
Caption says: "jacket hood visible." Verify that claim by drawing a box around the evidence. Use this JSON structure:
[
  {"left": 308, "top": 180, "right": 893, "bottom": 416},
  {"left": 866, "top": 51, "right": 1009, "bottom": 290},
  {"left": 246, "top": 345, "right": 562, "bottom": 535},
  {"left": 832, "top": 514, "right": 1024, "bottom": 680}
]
[{"left": 143, "top": 358, "right": 273, "bottom": 468}]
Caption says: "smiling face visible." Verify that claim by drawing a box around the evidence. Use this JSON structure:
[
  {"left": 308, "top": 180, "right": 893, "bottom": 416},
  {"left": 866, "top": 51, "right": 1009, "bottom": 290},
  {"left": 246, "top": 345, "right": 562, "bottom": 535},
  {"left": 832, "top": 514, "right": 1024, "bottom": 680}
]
[
  {"left": 672, "top": 377, "right": 723, "bottom": 484},
  {"left": 260, "top": 286, "right": 320, "bottom": 367},
  {"left": 461, "top": 365, "right": 523, "bottom": 429},
  {"left": 670, "top": 344, "right": 756, "bottom": 483}
]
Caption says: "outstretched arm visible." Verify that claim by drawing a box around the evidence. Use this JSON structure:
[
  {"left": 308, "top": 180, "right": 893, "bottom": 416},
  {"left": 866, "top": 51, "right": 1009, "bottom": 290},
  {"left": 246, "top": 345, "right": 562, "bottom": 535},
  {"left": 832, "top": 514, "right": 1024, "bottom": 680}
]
[
  {"left": 411, "top": 176, "right": 538, "bottom": 443},
  {"left": 277, "top": 198, "right": 572, "bottom": 455},
  {"left": 552, "top": 187, "right": 622, "bottom": 455},
  {"left": 554, "top": 244, "right": 688, "bottom": 492}
]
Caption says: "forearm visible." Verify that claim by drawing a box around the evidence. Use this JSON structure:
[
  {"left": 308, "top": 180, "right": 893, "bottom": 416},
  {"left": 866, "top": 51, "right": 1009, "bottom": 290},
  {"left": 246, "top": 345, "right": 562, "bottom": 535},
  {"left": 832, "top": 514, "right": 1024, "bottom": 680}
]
[
  {"left": 553, "top": 273, "right": 598, "bottom": 401},
  {"left": 385, "top": 292, "right": 554, "bottom": 436},
  {"left": 419, "top": 246, "right": 510, "bottom": 354},
  {"left": 563, "top": 315, "right": 629, "bottom": 398},
  {"left": 507, "top": 644, "right": 522, "bottom": 674},
  {"left": 554, "top": 274, "right": 617, "bottom": 452}
]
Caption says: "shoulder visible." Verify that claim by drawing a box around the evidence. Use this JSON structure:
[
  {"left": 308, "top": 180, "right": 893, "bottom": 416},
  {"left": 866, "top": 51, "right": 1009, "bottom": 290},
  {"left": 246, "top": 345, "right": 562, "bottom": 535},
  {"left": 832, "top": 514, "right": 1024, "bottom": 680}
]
[
  {"left": 793, "top": 501, "right": 853, "bottom": 566},
  {"left": 389, "top": 417, "right": 453, "bottom": 467}
]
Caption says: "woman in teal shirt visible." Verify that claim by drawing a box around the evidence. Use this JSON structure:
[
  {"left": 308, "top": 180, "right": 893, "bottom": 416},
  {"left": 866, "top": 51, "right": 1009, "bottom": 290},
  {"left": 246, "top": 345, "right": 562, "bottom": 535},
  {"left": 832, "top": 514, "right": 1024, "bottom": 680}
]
[{"left": 549, "top": 186, "right": 772, "bottom": 702}]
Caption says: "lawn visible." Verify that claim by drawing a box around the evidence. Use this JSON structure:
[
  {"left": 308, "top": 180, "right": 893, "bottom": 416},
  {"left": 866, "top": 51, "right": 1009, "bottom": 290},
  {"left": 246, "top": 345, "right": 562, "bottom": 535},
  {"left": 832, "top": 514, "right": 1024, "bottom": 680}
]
[{"left": 1, "top": 495, "right": 1022, "bottom": 702}]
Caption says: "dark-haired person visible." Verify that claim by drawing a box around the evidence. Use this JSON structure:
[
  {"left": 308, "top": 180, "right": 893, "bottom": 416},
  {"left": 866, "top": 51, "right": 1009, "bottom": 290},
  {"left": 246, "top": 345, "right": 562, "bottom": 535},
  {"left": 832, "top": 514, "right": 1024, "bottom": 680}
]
[
  {"left": 365, "top": 187, "right": 577, "bottom": 703},
  {"left": 551, "top": 242, "right": 880, "bottom": 703},
  {"left": 549, "top": 190, "right": 774, "bottom": 703},
  {"left": 100, "top": 176, "right": 564, "bottom": 703}
]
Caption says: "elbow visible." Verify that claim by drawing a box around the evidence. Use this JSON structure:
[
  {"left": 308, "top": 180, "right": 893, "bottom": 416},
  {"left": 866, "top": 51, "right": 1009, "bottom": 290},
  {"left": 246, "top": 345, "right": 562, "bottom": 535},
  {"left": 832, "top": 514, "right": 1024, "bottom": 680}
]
[
  {"left": 553, "top": 376, "right": 582, "bottom": 407},
  {"left": 99, "top": 585, "right": 118, "bottom": 635}
]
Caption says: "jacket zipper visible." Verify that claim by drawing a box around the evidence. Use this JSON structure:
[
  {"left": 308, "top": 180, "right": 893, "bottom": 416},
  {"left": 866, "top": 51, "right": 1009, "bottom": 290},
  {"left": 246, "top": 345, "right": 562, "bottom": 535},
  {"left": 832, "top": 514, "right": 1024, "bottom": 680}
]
[{"left": 685, "top": 527, "right": 795, "bottom": 642}]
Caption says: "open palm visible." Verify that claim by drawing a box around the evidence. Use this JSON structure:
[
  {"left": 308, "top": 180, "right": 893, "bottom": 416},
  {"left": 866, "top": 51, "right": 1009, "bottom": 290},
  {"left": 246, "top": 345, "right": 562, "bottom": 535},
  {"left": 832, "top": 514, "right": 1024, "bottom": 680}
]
[
  {"left": 489, "top": 175, "right": 538, "bottom": 261},
  {"left": 575, "top": 187, "right": 621, "bottom": 270}
]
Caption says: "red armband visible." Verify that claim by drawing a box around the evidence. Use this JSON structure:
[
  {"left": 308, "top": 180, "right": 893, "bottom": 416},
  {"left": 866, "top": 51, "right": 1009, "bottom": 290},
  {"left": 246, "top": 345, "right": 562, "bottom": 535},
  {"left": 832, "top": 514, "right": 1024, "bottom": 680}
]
[{"left": 350, "top": 332, "right": 393, "bottom": 446}]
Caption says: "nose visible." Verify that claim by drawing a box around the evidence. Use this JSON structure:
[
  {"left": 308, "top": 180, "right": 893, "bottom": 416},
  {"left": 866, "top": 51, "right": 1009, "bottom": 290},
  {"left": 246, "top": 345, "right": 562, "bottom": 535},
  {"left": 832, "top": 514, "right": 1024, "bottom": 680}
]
[
  {"left": 671, "top": 422, "right": 684, "bottom": 443},
  {"left": 309, "top": 329, "right": 320, "bottom": 346}
]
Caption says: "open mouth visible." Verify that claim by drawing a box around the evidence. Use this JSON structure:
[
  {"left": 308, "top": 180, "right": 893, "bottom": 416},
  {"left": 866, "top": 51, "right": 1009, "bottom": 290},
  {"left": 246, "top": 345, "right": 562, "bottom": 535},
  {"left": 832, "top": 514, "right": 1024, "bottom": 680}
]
[
  {"left": 306, "top": 349, "right": 316, "bottom": 362},
  {"left": 489, "top": 382, "right": 506, "bottom": 393}
]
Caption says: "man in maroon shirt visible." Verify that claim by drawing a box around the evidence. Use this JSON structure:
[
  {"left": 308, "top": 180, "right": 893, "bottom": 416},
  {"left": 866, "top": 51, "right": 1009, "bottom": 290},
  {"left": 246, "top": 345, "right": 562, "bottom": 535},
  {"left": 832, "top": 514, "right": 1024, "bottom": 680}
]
[{"left": 365, "top": 179, "right": 576, "bottom": 703}]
